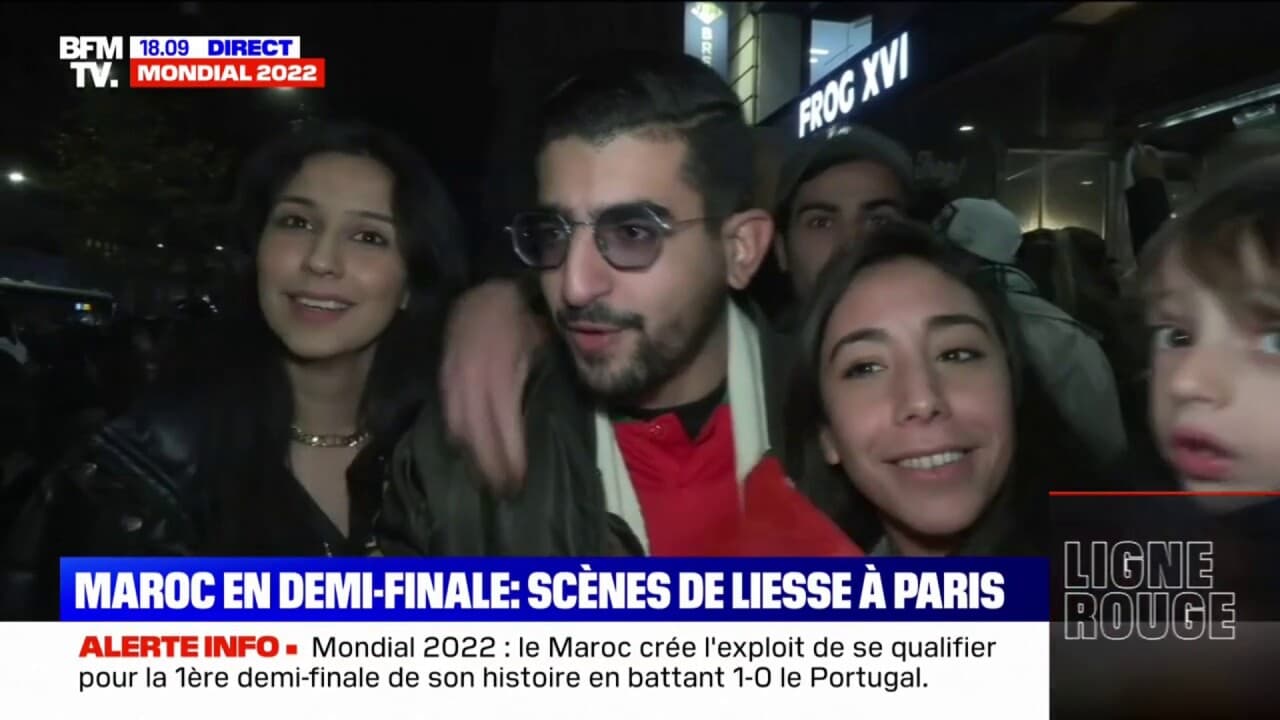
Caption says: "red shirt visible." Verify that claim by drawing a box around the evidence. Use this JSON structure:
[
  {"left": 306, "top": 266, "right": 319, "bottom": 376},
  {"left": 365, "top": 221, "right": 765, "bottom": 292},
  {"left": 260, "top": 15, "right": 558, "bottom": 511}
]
[
  {"left": 613, "top": 404, "right": 863, "bottom": 557},
  {"left": 614, "top": 404, "right": 739, "bottom": 556}
]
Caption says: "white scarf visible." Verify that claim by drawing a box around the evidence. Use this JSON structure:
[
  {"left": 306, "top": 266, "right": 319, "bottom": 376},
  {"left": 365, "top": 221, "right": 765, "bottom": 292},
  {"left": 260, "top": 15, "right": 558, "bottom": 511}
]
[{"left": 593, "top": 302, "right": 771, "bottom": 553}]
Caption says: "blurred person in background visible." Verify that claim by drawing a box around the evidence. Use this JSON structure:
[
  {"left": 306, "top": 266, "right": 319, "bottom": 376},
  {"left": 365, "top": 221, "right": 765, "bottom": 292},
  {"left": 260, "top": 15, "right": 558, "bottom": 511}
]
[
  {"left": 788, "top": 222, "right": 1091, "bottom": 556},
  {"left": 908, "top": 179, "right": 954, "bottom": 232},
  {"left": 1, "top": 122, "right": 468, "bottom": 618},
  {"left": 770, "top": 126, "right": 915, "bottom": 322},
  {"left": 0, "top": 305, "right": 37, "bottom": 532},
  {"left": 0, "top": 305, "right": 29, "bottom": 368},
  {"left": 1017, "top": 227, "right": 1126, "bottom": 355},
  {"left": 1063, "top": 226, "right": 1121, "bottom": 301},
  {"left": 937, "top": 198, "right": 1127, "bottom": 468},
  {"left": 1069, "top": 226, "right": 1149, "bottom": 444},
  {"left": 1016, "top": 229, "right": 1076, "bottom": 315},
  {"left": 1124, "top": 143, "right": 1174, "bottom": 271}
]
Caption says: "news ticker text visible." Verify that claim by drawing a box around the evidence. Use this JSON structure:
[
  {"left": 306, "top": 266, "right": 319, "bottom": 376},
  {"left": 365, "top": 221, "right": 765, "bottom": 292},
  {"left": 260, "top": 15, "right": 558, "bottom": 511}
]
[{"left": 73, "top": 627, "right": 1009, "bottom": 695}]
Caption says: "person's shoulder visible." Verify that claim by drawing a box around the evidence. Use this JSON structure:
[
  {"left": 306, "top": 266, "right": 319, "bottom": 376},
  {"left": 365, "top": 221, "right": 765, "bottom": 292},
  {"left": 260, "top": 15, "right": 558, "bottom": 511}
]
[
  {"left": 98, "top": 390, "right": 204, "bottom": 470},
  {"left": 382, "top": 342, "right": 598, "bottom": 556},
  {"left": 1011, "top": 294, "right": 1109, "bottom": 355},
  {"left": 736, "top": 297, "right": 799, "bottom": 387},
  {"left": 522, "top": 342, "right": 595, "bottom": 422},
  {"left": 1006, "top": 290, "right": 1077, "bottom": 326},
  {"left": 395, "top": 341, "right": 586, "bottom": 471},
  {"left": 5, "top": 391, "right": 207, "bottom": 567},
  {"left": 48, "top": 385, "right": 213, "bottom": 537}
]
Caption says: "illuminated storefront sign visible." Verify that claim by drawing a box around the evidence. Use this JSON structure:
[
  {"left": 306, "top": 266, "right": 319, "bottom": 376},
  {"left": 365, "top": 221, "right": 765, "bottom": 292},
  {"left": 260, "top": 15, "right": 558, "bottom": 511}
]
[
  {"left": 685, "top": 2, "right": 728, "bottom": 80},
  {"left": 797, "top": 32, "right": 911, "bottom": 139}
]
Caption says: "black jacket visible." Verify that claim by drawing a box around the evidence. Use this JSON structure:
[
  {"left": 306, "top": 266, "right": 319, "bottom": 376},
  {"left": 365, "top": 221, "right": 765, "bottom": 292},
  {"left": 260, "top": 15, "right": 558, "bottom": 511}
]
[
  {"left": 378, "top": 300, "right": 846, "bottom": 556},
  {"left": 0, "top": 394, "right": 398, "bottom": 620},
  {"left": 1125, "top": 177, "right": 1173, "bottom": 257}
]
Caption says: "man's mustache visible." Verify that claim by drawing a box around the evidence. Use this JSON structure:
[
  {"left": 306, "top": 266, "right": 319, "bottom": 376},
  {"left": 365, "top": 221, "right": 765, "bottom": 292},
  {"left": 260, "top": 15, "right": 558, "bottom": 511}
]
[{"left": 555, "top": 304, "right": 644, "bottom": 331}]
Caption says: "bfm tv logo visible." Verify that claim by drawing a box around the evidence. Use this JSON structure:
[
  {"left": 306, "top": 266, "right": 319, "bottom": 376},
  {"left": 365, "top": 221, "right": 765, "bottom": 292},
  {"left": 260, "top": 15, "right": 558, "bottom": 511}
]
[{"left": 59, "top": 36, "right": 124, "bottom": 89}]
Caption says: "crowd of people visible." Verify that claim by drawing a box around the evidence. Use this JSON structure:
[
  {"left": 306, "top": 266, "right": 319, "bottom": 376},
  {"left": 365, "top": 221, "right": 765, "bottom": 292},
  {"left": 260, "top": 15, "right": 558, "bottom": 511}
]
[
  {"left": 0, "top": 306, "right": 179, "bottom": 520},
  {"left": 2, "top": 50, "right": 1278, "bottom": 618}
]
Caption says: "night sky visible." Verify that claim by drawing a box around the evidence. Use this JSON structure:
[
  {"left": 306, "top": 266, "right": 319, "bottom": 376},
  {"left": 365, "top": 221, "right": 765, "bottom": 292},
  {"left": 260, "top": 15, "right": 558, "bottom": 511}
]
[{"left": 1, "top": 1, "right": 500, "bottom": 251}]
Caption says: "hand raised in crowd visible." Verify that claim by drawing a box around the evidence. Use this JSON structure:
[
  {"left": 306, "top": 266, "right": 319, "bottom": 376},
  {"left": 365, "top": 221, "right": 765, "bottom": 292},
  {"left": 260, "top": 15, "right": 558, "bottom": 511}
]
[
  {"left": 438, "top": 279, "right": 549, "bottom": 495},
  {"left": 1132, "top": 143, "right": 1165, "bottom": 181}
]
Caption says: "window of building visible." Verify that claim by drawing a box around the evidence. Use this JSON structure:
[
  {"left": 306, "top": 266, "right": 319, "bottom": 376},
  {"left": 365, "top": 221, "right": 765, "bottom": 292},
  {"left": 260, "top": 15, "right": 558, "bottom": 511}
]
[
  {"left": 1001, "top": 152, "right": 1042, "bottom": 233},
  {"left": 999, "top": 150, "right": 1111, "bottom": 237},
  {"left": 809, "top": 17, "right": 872, "bottom": 85},
  {"left": 1045, "top": 153, "right": 1110, "bottom": 236}
]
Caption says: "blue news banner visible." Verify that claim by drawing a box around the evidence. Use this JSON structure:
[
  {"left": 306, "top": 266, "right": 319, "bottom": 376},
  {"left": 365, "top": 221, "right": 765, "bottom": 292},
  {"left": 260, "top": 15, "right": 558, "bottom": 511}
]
[
  {"left": 29, "top": 557, "right": 1052, "bottom": 718},
  {"left": 61, "top": 557, "right": 1048, "bottom": 621}
]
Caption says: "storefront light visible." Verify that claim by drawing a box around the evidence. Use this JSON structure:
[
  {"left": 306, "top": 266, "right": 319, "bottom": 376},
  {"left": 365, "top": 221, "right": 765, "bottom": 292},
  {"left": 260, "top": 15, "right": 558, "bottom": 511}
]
[
  {"left": 958, "top": 125, "right": 975, "bottom": 133},
  {"left": 1143, "top": 83, "right": 1280, "bottom": 131}
]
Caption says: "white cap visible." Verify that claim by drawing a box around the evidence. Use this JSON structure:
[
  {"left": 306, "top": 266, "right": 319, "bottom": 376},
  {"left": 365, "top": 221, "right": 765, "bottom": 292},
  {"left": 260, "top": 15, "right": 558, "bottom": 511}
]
[{"left": 935, "top": 198, "right": 1023, "bottom": 264}]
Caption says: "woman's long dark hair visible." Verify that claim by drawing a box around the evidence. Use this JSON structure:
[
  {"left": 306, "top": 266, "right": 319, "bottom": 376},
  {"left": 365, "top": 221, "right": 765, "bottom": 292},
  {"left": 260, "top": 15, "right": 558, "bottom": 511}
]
[
  {"left": 160, "top": 121, "right": 468, "bottom": 552},
  {"left": 786, "top": 220, "right": 1093, "bottom": 555}
]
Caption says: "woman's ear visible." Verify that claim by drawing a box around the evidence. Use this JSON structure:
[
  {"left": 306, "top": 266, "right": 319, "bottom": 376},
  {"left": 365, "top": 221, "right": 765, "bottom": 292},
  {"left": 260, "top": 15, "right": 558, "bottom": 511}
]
[{"left": 819, "top": 425, "right": 841, "bottom": 466}]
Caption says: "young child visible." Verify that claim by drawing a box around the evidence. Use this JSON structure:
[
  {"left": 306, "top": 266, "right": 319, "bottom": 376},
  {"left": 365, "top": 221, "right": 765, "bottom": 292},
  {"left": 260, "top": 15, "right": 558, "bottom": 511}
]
[{"left": 1140, "top": 155, "right": 1280, "bottom": 513}]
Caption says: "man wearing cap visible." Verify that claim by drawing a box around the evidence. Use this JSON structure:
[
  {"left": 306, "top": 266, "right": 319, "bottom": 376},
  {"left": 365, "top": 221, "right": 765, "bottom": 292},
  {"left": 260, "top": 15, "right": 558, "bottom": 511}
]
[
  {"left": 771, "top": 126, "right": 915, "bottom": 321},
  {"left": 937, "top": 197, "right": 1128, "bottom": 466}
]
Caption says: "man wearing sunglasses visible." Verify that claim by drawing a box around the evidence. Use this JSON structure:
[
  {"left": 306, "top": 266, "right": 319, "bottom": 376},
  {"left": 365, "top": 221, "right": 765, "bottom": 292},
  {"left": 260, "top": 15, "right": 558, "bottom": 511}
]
[{"left": 379, "top": 52, "right": 860, "bottom": 557}]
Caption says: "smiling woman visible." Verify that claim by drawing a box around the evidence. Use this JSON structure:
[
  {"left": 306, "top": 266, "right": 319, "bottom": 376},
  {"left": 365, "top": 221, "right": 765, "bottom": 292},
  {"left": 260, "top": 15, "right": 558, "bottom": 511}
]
[
  {"left": 787, "top": 220, "right": 1089, "bottom": 556},
  {"left": 1, "top": 123, "right": 469, "bottom": 618},
  {"left": 257, "top": 153, "right": 410, "bottom": 364}
]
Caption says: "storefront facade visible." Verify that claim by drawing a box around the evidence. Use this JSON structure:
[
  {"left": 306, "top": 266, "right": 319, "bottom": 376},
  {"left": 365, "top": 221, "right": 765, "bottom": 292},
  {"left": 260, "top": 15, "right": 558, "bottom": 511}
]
[
  {"left": 715, "top": 2, "right": 1280, "bottom": 265},
  {"left": 719, "top": 1, "right": 1073, "bottom": 218}
]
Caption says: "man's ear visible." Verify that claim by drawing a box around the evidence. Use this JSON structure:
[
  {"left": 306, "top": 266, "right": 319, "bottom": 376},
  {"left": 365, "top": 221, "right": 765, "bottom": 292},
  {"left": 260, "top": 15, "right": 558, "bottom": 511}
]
[{"left": 720, "top": 209, "right": 774, "bottom": 291}]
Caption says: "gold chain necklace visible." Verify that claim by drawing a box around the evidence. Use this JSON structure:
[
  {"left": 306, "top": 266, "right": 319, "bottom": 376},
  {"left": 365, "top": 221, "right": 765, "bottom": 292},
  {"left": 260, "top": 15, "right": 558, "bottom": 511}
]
[{"left": 289, "top": 425, "right": 371, "bottom": 448}]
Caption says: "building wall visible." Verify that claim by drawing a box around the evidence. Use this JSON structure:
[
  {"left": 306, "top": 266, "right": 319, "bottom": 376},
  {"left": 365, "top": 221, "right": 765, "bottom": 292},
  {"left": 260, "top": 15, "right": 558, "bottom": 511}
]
[
  {"left": 729, "top": 4, "right": 759, "bottom": 122},
  {"left": 729, "top": 5, "right": 805, "bottom": 125},
  {"left": 756, "top": 13, "right": 804, "bottom": 121},
  {"left": 726, "top": 2, "right": 1278, "bottom": 267},
  {"left": 1102, "top": 3, "right": 1280, "bottom": 127}
]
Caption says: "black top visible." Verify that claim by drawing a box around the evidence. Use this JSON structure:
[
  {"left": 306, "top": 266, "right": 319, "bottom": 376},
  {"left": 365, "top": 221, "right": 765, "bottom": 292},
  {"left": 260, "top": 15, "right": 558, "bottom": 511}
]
[
  {"left": 0, "top": 395, "right": 402, "bottom": 619},
  {"left": 266, "top": 442, "right": 388, "bottom": 557},
  {"left": 613, "top": 380, "right": 728, "bottom": 440}
]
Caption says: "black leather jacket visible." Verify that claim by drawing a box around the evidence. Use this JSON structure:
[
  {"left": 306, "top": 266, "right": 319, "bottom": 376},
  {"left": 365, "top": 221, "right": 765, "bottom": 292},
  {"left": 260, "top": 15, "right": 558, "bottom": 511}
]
[
  {"left": 378, "top": 300, "right": 851, "bottom": 556},
  {"left": 0, "top": 395, "right": 397, "bottom": 620}
]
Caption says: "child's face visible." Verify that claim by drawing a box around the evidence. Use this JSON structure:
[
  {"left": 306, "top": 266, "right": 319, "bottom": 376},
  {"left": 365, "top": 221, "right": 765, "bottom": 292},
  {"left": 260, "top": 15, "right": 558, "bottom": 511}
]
[{"left": 1148, "top": 245, "right": 1280, "bottom": 500}]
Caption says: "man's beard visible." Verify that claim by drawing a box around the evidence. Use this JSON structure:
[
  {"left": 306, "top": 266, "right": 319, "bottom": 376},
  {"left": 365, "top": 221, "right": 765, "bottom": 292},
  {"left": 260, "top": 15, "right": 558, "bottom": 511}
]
[{"left": 556, "top": 284, "right": 727, "bottom": 406}]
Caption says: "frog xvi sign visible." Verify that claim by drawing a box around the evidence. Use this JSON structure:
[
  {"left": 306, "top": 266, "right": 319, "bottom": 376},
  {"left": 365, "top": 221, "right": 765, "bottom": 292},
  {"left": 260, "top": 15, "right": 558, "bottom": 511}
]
[{"left": 798, "top": 32, "right": 910, "bottom": 139}]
